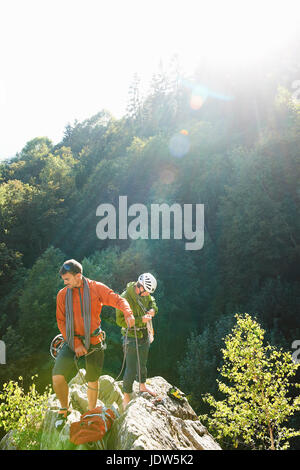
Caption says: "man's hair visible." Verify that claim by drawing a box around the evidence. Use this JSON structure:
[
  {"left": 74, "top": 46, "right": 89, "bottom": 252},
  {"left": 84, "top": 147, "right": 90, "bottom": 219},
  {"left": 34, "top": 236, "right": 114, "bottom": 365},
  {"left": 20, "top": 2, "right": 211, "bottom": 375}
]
[{"left": 59, "top": 259, "right": 83, "bottom": 275}]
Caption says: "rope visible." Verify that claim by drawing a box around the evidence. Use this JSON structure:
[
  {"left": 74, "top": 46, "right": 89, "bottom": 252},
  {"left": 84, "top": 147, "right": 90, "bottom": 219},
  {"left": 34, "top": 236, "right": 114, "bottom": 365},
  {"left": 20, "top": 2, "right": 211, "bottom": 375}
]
[
  {"left": 133, "top": 324, "right": 142, "bottom": 393},
  {"left": 115, "top": 324, "right": 142, "bottom": 395},
  {"left": 115, "top": 327, "right": 129, "bottom": 381},
  {"left": 115, "top": 292, "right": 151, "bottom": 394},
  {"left": 73, "top": 343, "right": 105, "bottom": 392}
]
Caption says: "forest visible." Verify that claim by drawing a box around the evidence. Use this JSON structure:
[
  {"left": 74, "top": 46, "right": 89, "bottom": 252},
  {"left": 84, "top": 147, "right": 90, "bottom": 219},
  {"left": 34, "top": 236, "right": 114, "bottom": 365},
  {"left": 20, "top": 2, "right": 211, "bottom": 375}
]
[{"left": 0, "top": 43, "right": 299, "bottom": 447}]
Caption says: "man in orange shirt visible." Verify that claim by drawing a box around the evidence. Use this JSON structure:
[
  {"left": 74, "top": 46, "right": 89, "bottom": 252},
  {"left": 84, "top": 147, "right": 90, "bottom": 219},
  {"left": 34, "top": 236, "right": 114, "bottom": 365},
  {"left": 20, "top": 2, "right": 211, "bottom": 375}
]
[{"left": 52, "top": 259, "right": 135, "bottom": 428}]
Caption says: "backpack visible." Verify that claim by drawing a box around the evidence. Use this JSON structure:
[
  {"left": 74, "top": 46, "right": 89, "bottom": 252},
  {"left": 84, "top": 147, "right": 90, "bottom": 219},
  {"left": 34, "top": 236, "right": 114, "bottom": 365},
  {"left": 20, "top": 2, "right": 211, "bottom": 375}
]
[
  {"left": 69, "top": 405, "right": 119, "bottom": 445},
  {"left": 167, "top": 386, "right": 186, "bottom": 403}
]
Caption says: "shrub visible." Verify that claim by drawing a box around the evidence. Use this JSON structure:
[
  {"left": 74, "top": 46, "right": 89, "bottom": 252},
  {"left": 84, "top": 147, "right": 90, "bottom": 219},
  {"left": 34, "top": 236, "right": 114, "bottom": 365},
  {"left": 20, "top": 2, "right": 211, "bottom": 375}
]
[{"left": 0, "top": 375, "right": 51, "bottom": 450}]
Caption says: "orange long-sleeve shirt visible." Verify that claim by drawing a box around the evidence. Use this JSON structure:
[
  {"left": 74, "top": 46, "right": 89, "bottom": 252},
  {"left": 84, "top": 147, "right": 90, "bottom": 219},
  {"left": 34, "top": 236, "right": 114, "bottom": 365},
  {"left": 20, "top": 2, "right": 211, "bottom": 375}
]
[{"left": 56, "top": 278, "right": 133, "bottom": 348}]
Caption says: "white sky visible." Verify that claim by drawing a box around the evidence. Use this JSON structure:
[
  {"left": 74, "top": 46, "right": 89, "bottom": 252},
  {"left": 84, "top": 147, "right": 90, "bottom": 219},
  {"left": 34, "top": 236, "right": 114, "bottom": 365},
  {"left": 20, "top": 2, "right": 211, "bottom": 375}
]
[{"left": 0, "top": 0, "right": 299, "bottom": 160}]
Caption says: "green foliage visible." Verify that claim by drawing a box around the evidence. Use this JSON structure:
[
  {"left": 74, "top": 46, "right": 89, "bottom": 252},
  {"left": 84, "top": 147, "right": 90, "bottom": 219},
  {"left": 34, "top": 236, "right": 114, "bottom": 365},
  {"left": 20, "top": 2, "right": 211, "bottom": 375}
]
[
  {"left": 9, "top": 137, "right": 53, "bottom": 185},
  {"left": 200, "top": 314, "right": 300, "bottom": 450},
  {"left": 178, "top": 314, "right": 236, "bottom": 413},
  {"left": 0, "top": 243, "right": 25, "bottom": 335},
  {"left": 0, "top": 375, "right": 51, "bottom": 450},
  {"left": 217, "top": 102, "right": 300, "bottom": 309},
  {"left": 0, "top": 48, "right": 299, "bottom": 448},
  {"left": 18, "top": 246, "right": 65, "bottom": 352}
]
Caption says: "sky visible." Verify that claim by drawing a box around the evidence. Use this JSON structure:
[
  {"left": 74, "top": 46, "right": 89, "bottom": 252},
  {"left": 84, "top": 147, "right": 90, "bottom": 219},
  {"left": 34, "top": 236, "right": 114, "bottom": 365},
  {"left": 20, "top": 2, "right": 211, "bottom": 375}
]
[{"left": 0, "top": 0, "right": 299, "bottom": 160}]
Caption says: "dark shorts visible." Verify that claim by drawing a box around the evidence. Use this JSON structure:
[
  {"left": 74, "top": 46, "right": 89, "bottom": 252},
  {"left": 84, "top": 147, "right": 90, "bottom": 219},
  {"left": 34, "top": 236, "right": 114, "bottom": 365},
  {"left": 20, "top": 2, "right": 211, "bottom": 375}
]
[{"left": 52, "top": 342, "right": 104, "bottom": 383}]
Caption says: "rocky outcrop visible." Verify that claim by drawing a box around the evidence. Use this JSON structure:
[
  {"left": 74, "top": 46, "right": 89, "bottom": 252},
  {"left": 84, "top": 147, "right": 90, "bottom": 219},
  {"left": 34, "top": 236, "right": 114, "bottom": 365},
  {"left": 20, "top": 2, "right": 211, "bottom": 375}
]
[{"left": 1, "top": 371, "right": 221, "bottom": 450}]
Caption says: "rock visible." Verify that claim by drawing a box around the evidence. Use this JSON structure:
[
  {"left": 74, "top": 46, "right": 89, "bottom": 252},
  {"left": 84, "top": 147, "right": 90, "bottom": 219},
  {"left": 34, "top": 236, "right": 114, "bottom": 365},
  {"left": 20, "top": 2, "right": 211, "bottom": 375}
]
[
  {"left": 0, "top": 431, "right": 18, "bottom": 450},
  {"left": 40, "top": 372, "right": 108, "bottom": 450},
  {"left": 0, "top": 372, "right": 221, "bottom": 450},
  {"left": 107, "top": 376, "right": 220, "bottom": 450}
]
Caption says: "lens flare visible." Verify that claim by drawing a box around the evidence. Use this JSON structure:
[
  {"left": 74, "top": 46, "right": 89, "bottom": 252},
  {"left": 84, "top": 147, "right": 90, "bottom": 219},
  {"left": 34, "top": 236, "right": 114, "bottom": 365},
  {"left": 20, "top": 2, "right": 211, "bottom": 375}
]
[
  {"left": 160, "top": 164, "right": 178, "bottom": 184},
  {"left": 181, "top": 77, "right": 233, "bottom": 110},
  {"left": 190, "top": 94, "right": 205, "bottom": 110},
  {"left": 169, "top": 132, "right": 190, "bottom": 158}
]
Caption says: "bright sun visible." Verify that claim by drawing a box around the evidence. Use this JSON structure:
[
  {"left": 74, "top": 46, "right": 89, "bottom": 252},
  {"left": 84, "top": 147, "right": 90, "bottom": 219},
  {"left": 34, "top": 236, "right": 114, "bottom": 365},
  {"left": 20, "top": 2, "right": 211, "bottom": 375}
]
[
  {"left": 0, "top": 0, "right": 299, "bottom": 159},
  {"left": 165, "top": 0, "right": 299, "bottom": 71}
]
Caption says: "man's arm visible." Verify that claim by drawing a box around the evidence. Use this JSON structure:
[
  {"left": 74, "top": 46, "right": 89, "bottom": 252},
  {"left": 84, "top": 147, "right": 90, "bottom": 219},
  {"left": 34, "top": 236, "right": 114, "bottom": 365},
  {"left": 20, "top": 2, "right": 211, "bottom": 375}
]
[
  {"left": 97, "top": 283, "right": 135, "bottom": 327},
  {"left": 56, "top": 290, "right": 67, "bottom": 338}
]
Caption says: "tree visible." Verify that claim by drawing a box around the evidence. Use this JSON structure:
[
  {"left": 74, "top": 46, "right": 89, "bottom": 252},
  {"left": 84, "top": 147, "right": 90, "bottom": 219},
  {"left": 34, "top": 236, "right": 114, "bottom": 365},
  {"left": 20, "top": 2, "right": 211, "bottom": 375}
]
[
  {"left": 0, "top": 180, "right": 42, "bottom": 264},
  {"left": 8, "top": 137, "right": 53, "bottom": 185},
  {"left": 201, "top": 313, "right": 300, "bottom": 450},
  {"left": 178, "top": 314, "right": 236, "bottom": 414},
  {"left": 0, "top": 243, "right": 25, "bottom": 336},
  {"left": 126, "top": 73, "right": 143, "bottom": 124},
  {"left": 17, "top": 246, "right": 65, "bottom": 352}
]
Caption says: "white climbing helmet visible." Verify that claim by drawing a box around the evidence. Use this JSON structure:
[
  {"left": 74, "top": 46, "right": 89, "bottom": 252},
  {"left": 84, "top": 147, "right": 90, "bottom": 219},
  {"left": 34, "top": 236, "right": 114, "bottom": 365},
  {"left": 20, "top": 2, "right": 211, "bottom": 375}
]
[{"left": 138, "top": 273, "right": 157, "bottom": 294}]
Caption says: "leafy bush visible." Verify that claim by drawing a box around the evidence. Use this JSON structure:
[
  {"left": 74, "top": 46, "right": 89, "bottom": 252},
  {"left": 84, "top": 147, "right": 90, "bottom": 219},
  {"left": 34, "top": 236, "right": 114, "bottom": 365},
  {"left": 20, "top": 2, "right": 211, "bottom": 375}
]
[{"left": 0, "top": 375, "right": 51, "bottom": 450}]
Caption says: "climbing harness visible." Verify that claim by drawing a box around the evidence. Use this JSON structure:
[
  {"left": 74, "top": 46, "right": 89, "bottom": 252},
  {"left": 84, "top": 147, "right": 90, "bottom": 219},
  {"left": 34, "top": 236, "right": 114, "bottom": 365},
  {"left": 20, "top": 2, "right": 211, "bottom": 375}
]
[
  {"left": 50, "top": 329, "right": 107, "bottom": 392},
  {"left": 50, "top": 328, "right": 106, "bottom": 359}
]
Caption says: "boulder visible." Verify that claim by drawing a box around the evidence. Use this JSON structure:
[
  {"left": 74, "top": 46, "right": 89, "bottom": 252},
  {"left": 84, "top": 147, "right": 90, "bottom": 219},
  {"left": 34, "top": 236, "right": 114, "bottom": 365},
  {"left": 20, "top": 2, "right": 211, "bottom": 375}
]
[
  {"left": 106, "top": 376, "right": 220, "bottom": 450},
  {"left": 0, "top": 371, "right": 221, "bottom": 450}
]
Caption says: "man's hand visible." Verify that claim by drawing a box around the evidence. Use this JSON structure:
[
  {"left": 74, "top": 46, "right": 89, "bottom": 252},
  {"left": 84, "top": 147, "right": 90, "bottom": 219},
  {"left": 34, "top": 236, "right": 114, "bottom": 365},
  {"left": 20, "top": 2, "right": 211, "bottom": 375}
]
[
  {"left": 126, "top": 314, "right": 135, "bottom": 328},
  {"left": 147, "top": 309, "right": 155, "bottom": 317},
  {"left": 142, "top": 314, "right": 152, "bottom": 323},
  {"left": 75, "top": 343, "right": 88, "bottom": 357}
]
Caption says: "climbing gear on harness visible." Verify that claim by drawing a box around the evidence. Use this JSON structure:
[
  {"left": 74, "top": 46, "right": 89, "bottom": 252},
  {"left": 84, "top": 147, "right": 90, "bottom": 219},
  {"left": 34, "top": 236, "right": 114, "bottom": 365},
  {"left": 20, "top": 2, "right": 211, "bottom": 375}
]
[
  {"left": 69, "top": 405, "right": 119, "bottom": 445},
  {"left": 50, "top": 328, "right": 106, "bottom": 359},
  {"left": 167, "top": 386, "right": 186, "bottom": 403},
  {"left": 50, "top": 334, "right": 65, "bottom": 359},
  {"left": 50, "top": 329, "right": 106, "bottom": 392},
  {"left": 54, "top": 407, "right": 71, "bottom": 431},
  {"left": 122, "top": 326, "right": 147, "bottom": 333},
  {"left": 138, "top": 273, "right": 157, "bottom": 294},
  {"left": 76, "top": 328, "right": 106, "bottom": 347}
]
